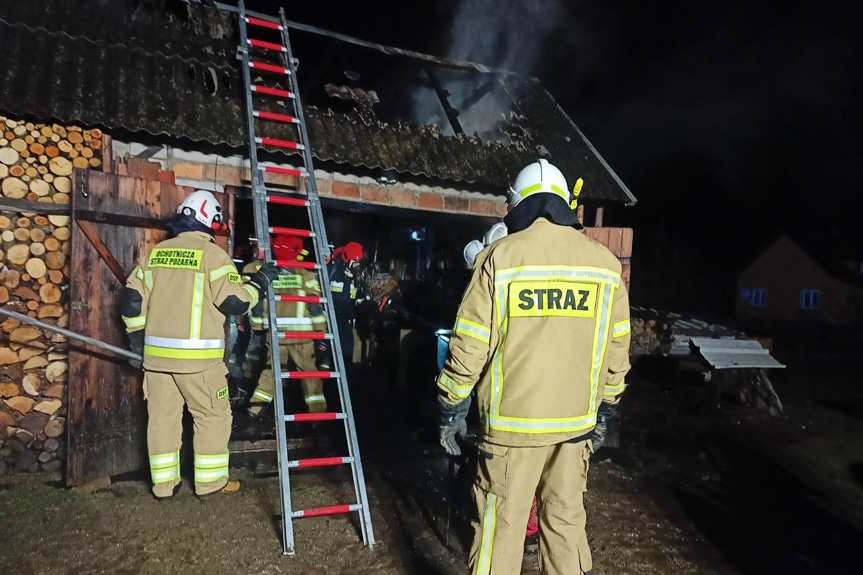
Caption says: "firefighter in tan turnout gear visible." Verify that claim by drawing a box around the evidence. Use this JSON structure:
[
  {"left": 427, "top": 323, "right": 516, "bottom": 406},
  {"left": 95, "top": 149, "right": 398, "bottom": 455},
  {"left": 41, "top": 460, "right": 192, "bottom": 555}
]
[
  {"left": 437, "top": 160, "right": 631, "bottom": 574},
  {"left": 121, "top": 190, "right": 280, "bottom": 499},
  {"left": 243, "top": 234, "right": 330, "bottom": 425}
]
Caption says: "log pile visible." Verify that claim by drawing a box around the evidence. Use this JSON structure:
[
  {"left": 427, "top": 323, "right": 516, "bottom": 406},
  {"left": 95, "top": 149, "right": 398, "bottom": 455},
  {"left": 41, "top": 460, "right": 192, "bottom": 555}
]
[
  {"left": 630, "top": 316, "right": 676, "bottom": 356},
  {"left": 0, "top": 115, "right": 102, "bottom": 474}
]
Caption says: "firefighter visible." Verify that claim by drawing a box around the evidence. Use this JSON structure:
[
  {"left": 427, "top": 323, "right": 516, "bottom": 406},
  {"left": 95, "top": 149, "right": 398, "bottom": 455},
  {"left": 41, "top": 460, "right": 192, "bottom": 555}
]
[
  {"left": 327, "top": 242, "right": 365, "bottom": 365},
  {"left": 121, "top": 189, "right": 280, "bottom": 499},
  {"left": 243, "top": 235, "right": 330, "bottom": 427},
  {"left": 463, "top": 222, "right": 509, "bottom": 269},
  {"left": 437, "top": 160, "right": 631, "bottom": 574}
]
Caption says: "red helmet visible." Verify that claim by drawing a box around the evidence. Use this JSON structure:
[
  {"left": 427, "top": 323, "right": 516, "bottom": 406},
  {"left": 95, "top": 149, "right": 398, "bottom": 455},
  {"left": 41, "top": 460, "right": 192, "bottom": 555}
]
[
  {"left": 272, "top": 234, "right": 307, "bottom": 262},
  {"left": 337, "top": 242, "right": 364, "bottom": 263}
]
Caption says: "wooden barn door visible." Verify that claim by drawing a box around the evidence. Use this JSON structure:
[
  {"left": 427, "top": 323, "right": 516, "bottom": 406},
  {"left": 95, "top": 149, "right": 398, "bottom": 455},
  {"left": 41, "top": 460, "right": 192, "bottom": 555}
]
[{"left": 66, "top": 170, "right": 205, "bottom": 485}]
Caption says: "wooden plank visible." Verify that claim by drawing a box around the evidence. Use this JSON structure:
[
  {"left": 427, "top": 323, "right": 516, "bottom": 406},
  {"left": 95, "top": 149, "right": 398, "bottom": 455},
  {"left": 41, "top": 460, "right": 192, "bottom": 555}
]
[
  {"left": 620, "top": 228, "right": 633, "bottom": 258},
  {"left": 76, "top": 220, "right": 127, "bottom": 284},
  {"left": 68, "top": 175, "right": 147, "bottom": 485},
  {"left": 594, "top": 206, "right": 604, "bottom": 227},
  {"left": 101, "top": 135, "right": 113, "bottom": 174}
]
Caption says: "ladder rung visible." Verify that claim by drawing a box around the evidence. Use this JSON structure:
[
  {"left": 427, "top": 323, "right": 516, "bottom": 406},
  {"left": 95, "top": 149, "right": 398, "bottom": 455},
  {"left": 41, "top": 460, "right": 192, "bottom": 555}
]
[
  {"left": 249, "top": 61, "right": 290, "bottom": 75},
  {"left": 269, "top": 226, "right": 314, "bottom": 237},
  {"left": 257, "top": 137, "right": 305, "bottom": 150},
  {"left": 263, "top": 166, "right": 308, "bottom": 179},
  {"left": 248, "top": 38, "right": 287, "bottom": 52},
  {"left": 275, "top": 294, "right": 325, "bottom": 303},
  {"left": 285, "top": 412, "right": 347, "bottom": 422},
  {"left": 271, "top": 259, "right": 320, "bottom": 270},
  {"left": 277, "top": 332, "right": 333, "bottom": 340},
  {"left": 251, "top": 85, "right": 295, "bottom": 98},
  {"left": 253, "top": 110, "right": 300, "bottom": 123},
  {"left": 266, "top": 195, "right": 309, "bottom": 207},
  {"left": 282, "top": 371, "right": 340, "bottom": 379},
  {"left": 245, "top": 16, "right": 283, "bottom": 30},
  {"left": 292, "top": 504, "right": 362, "bottom": 519},
  {"left": 288, "top": 456, "right": 354, "bottom": 469}
]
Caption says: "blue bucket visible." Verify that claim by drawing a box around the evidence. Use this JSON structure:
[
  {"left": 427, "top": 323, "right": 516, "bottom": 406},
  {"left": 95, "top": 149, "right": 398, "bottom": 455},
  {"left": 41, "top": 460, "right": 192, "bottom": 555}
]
[{"left": 435, "top": 329, "right": 452, "bottom": 371}]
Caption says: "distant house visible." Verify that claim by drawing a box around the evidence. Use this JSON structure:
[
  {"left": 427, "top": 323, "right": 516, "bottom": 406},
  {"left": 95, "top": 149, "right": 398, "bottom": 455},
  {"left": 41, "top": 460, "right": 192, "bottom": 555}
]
[{"left": 736, "top": 233, "right": 863, "bottom": 325}]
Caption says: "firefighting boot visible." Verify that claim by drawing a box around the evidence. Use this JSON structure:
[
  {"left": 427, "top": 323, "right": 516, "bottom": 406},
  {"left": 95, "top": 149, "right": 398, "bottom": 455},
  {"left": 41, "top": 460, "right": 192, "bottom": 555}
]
[
  {"left": 197, "top": 480, "right": 242, "bottom": 499},
  {"left": 154, "top": 482, "right": 182, "bottom": 502}
]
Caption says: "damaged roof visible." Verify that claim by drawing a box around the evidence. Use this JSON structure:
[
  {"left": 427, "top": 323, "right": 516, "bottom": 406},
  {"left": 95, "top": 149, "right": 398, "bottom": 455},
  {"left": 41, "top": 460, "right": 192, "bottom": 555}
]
[{"left": 0, "top": 0, "right": 635, "bottom": 204}]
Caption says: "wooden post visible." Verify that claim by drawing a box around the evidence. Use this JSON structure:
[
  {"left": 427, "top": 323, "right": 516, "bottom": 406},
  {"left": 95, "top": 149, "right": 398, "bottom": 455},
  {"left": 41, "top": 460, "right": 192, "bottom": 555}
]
[{"left": 595, "top": 207, "right": 604, "bottom": 228}]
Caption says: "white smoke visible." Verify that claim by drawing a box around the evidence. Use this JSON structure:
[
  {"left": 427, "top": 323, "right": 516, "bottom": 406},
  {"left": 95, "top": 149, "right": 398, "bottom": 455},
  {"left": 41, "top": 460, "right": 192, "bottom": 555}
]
[
  {"left": 447, "top": 0, "right": 563, "bottom": 76},
  {"left": 412, "top": 0, "right": 566, "bottom": 142}
]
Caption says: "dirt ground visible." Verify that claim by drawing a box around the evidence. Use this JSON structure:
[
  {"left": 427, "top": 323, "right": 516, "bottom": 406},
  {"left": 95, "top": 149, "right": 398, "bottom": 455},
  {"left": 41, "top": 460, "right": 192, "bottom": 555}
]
[{"left": 2, "top": 350, "right": 863, "bottom": 574}]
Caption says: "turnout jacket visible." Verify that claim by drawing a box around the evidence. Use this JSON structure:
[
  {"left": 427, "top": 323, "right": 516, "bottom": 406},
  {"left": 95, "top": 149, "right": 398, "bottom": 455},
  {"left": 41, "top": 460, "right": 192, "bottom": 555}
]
[
  {"left": 327, "top": 261, "right": 362, "bottom": 320},
  {"left": 242, "top": 261, "right": 328, "bottom": 338},
  {"left": 438, "top": 218, "right": 631, "bottom": 447},
  {"left": 122, "top": 231, "right": 258, "bottom": 373}
]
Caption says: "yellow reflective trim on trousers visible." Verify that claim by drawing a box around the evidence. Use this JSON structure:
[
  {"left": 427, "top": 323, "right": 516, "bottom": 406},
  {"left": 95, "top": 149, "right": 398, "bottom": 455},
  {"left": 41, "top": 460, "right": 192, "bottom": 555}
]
[
  {"left": 144, "top": 345, "right": 225, "bottom": 360},
  {"left": 453, "top": 318, "right": 491, "bottom": 344},
  {"left": 123, "top": 315, "right": 147, "bottom": 329},
  {"left": 476, "top": 493, "right": 497, "bottom": 575},
  {"left": 151, "top": 467, "right": 181, "bottom": 483},
  {"left": 144, "top": 270, "right": 153, "bottom": 291},
  {"left": 243, "top": 284, "right": 260, "bottom": 307},
  {"left": 311, "top": 315, "right": 327, "bottom": 324},
  {"left": 613, "top": 318, "right": 631, "bottom": 337},
  {"left": 190, "top": 272, "right": 204, "bottom": 339},
  {"left": 194, "top": 453, "right": 230, "bottom": 468},
  {"left": 150, "top": 450, "right": 180, "bottom": 484},
  {"left": 194, "top": 468, "right": 228, "bottom": 482},
  {"left": 438, "top": 372, "right": 473, "bottom": 399},
  {"left": 305, "top": 394, "right": 326, "bottom": 405},
  {"left": 209, "top": 264, "right": 236, "bottom": 281},
  {"left": 149, "top": 451, "right": 180, "bottom": 467}
]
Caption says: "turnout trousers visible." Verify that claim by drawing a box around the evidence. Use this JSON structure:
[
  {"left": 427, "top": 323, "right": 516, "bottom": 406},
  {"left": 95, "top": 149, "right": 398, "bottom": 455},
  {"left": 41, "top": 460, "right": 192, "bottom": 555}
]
[
  {"left": 470, "top": 440, "right": 593, "bottom": 575},
  {"left": 249, "top": 341, "right": 326, "bottom": 415},
  {"left": 144, "top": 363, "right": 232, "bottom": 497}
]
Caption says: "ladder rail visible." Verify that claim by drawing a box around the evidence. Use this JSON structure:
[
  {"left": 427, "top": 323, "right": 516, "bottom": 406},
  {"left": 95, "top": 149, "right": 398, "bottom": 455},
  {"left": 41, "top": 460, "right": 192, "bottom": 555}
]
[
  {"left": 278, "top": 7, "right": 375, "bottom": 548},
  {"left": 238, "top": 0, "right": 295, "bottom": 556}
]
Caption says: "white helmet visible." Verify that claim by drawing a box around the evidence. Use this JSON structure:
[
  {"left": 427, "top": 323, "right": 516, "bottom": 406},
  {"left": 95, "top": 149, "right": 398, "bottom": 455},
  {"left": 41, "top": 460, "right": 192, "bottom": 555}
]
[
  {"left": 482, "top": 222, "right": 508, "bottom": 245},
  {"left": 463, "top": 240, "right": 484, "bottom": 270},
  {"left": 177, "top": 189, "right": 223, "bottom": 228},
  {"left": 507, "top": 159, "right": 569, "bottom": 208}
]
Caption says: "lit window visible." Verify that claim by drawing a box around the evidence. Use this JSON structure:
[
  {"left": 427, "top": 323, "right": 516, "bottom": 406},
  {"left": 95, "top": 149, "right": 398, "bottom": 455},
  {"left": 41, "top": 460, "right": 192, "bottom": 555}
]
[
  {"left": 801, "top": 290, "right": 820, "bottom": 310},
  {"left": 749, "top": 289, "right": 767, "bottom": 308}
]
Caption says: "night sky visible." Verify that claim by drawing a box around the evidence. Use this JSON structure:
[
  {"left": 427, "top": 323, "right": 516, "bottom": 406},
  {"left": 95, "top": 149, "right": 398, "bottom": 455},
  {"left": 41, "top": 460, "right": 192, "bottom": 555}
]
[{"left": 251, "top": 0, "right": 861, "bottom": 316}]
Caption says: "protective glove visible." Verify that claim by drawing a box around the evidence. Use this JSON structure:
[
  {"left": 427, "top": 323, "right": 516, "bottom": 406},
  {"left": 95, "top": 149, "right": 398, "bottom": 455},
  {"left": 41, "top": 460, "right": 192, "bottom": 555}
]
[
  {"left": 589, "top": 401, "right": 620, "bottom": 452},
  {"left": 314, "top": 340, "right": 332, "bottom": 370},
  {"left": 248, "top": 262, "right": 281, "bottom": 298},
  {"left": 128, "top": 330, "right": 144, "bottom": 371},
  {"left": 438, "top": 395, "right": 470, "bottom": 456}
]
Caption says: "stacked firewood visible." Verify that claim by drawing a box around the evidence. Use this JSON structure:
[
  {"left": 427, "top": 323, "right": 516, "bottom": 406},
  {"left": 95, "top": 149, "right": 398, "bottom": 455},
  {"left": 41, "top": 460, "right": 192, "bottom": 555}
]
[
  {"left": 629, "top": 315, "right": 675, "bottom": 356},
  {"left": 0, "top": 116, "right": 103, "bottom": 474}
]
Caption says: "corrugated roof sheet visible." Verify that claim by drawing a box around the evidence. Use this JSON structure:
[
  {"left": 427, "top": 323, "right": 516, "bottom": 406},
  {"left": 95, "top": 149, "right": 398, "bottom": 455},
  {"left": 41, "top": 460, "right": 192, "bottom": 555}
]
[
  {"left": 689, "top": 338, "right": 786, "bottom": 370},
  {"left": 0, "top": 0, "right": 634, "bottom": 203}
]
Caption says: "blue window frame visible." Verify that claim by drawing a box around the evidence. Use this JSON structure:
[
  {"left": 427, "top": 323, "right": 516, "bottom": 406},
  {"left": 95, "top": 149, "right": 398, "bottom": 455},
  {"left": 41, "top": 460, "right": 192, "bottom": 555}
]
[
  {"left": 801, "top": 290, "right": 820, "bottom": 310},
  {"left": 749, "top": 289, "right": 767, "bottom": 308}
]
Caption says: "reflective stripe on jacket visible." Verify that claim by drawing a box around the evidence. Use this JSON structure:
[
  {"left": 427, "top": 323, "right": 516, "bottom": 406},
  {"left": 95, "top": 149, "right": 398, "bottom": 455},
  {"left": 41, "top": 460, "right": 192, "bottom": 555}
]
[
  {"left": 243, "top": 262, "right": 327, "bottom": 338},
  {"left": 438, "top": 218, "right": 632, "bottom": 447},
  {"left": 123, "top": 231, "right": 257, "bottom": 373}
]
